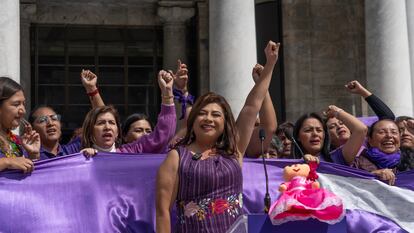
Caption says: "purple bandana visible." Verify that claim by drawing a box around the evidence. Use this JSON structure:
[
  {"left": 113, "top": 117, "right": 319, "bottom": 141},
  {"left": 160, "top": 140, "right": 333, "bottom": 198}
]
[{"left": 173, "top": 88, "right": 195, "bottom": 120}]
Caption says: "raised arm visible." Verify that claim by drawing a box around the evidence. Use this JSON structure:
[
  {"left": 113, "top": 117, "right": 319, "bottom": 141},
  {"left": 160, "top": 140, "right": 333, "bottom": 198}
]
[
  {"left": 81, "top": 69, "right": 105, "bottom": 108},
  {"left": 345, "top": 80, "right": 395, "bottom": 120},
  {"left": 156, "top": 149, "right": 179, "bottom": 233},
  {"left": 245, "top": 64, "right": 277, "bottom": 157},
  {"left": 325, "top": 105, "right": 367, "bottom": 165},
  {"left": 118, "top": 70, "right": 176, "bottom": 153},
  {"left": 172, "top": 60, "right": 193, "bottom": 133},
  {"left": 236, "top": 41, "right": 280, "bottom": 162}
]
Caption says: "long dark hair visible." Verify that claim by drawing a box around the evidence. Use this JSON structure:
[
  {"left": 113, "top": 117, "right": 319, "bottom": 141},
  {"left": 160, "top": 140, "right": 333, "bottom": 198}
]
[
  {"left": 81, "top": 105, "right": 122, "bottom": 148},
  {"left": 122, "top": 113, "right": 153, "bottom": 137},
  {"left": 177, "top": 92, "right": 239, "bottom": 157},
  {"left": 0, "top": 77, "right": 23, "bottom": 105},
  {"left": 292, "top": 112, "right": 332, "bottom": 162}
]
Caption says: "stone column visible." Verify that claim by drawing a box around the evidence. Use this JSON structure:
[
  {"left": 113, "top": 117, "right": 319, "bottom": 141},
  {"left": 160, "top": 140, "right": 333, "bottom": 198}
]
[
  {"left": 406, "top": 0, "right": 414, "bottom": 112},
  {"left": 209, "top": 0, "right": 257, "bottom": 117},
  {"left": 365, "top": 0, "right": 413, "bottom": 116},
  {"left": 0, "top": 0, "right": 20, "bottom": 82},
  {"left": 158, "top": 1, "right": 195, "bottom": 71}
]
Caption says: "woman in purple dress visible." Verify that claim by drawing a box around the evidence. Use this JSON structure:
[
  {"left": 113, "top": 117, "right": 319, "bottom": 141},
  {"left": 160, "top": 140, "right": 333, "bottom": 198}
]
[{"left": 156, "top": 41, "right": 280, "bottom": 233}]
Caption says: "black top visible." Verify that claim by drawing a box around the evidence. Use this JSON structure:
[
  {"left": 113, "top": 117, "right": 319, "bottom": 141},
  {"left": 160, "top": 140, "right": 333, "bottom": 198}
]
[
  {"left": 397, "top": 148, "right": 414, "bottom": 172},
  {"left": 365, "top": 94, "right": 395, "bottom": 120}
]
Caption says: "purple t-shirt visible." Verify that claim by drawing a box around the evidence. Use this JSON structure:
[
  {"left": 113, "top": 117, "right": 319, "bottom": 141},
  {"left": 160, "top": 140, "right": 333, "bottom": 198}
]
[
  {"left": 118, "top": 104, "right": 176, "bottom": 154},
  {"left": 39, "top": 137, "right": 81, "bottom": 160},
  {"left": 329, "top": 145, "right": 365, "bottom": 165}
]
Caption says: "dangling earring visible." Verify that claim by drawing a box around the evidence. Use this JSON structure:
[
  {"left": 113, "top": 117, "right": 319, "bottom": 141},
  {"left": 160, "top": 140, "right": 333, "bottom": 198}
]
[{"left": 216, "top": 132, "right": 226, "bottom": 148}]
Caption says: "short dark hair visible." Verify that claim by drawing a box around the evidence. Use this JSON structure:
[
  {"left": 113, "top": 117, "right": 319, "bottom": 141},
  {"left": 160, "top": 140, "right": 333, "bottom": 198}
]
[
  {"left": 368, "top": 119, "right": 398, "bottom": 139},
  {"left": 28, "top": 105, "right": 58, "bottom": 124},
  {"left": 276, "top": 121, "right": 294, "bottom": 136},
  {"left": 395, "top": 116, "right": 414, "bottom": 124}
]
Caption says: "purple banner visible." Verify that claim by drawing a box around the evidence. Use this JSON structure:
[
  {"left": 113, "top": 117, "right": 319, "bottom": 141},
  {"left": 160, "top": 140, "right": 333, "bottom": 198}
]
[{"left": 0, "top": 153, "right": 409, "bottom": 232}]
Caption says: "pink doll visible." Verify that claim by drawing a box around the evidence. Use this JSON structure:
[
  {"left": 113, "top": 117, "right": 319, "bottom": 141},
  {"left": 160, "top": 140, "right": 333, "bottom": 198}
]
[{"left": 268, "top": 162, "right": 345, "bottom": 225}]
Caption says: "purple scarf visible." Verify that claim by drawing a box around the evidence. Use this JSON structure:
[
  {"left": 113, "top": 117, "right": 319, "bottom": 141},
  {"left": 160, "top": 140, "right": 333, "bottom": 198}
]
[{"left": 365, "top": 147, "right": 401, "bottom": 169}]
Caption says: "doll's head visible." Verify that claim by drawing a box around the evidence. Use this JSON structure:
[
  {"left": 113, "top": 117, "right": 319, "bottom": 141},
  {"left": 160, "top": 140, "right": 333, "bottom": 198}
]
[{"left": 283, "top": 163, "right": 311, "bottom": 181}]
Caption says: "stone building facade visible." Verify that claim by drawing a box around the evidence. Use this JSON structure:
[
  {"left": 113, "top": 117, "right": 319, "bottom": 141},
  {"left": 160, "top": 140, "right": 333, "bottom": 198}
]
[{"left": 1, "top": 0, "right": 414, "bottom": 139}]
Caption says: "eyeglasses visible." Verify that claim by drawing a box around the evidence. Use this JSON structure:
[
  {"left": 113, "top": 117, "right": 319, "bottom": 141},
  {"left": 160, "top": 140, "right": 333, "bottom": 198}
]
[{"left": 35, "top": 114, "right": 61, "bottom": 124}]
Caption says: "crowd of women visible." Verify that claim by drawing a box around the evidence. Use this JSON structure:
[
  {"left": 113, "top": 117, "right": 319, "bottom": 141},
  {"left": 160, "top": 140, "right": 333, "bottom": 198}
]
[{"left": 0, "top": 40, "right": 413, "bottom": 233}]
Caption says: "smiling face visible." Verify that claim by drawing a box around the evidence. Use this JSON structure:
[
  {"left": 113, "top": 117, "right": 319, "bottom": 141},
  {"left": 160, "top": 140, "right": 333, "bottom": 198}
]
[
  {"left": 93, "top": 112, "right": 119, "bottom": 149},
  {"left": 192, "top": 103, "right": 225, "bottom": 145},
  {"left": 369, "top": 120, "right": 400, "bottom": 154},
  {"left": 283, "top": 163, "right": 310, "bottom": 181},
  {"left": 298, "top": 118, "right": 325, "bottom": 156},
  {"left": 0, "top": 90, "right": 26, "bottom": 131},
  {"left": 326, "top": 117, "right": 351, "bottom": 147},
  {"left": 32, "top": 107, "right": 62, "bottom": 146},
  {"left": 398, "top": 121, "right": 414, "bottom": 149}
]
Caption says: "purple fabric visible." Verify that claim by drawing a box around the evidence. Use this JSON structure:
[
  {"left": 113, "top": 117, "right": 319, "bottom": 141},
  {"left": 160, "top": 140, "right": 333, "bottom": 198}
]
[
  {"left": 39, "top": 137, "right": 81, "bottom": 160},
  {"left": 328, "top": 147, "right": 347, "bottom": 165},
  {"left": 329, "top": 145, "right": 365, "bottom": 166},
  {"left": 357, "top": 116, "right": 378, "bottom": 127},
  {"left": 173, "top": 88, "right": 195, "bottom": 120},
  {"left": 0, "top": 155, "right": 409, "bottom": 233},
  {"left": 364, "top": 147, "right": 401, "bottom": 169},
  {"left": 118, "top": 104, "right": 176, "bottom": 154},
  {"left": 175, "top": 146, "right": 242, "bottom": 233}
]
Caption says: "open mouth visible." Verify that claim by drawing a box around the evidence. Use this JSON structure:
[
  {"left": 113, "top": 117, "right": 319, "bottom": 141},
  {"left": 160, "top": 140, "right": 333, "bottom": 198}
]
[
  {"left": 337, "top": 128, "right": 347, "bottom": 135},
  {"left": 201, "top": 124, "right": 214, "bottom": 131},
  {"left": 310, "top": 139, "right": 320, "bottom": 145},
  {"left": 102, "top": 133, "right": 113, "bottom": 140},
  {"left": 381, "top": 141, "right": 395, "bottom": 148}
]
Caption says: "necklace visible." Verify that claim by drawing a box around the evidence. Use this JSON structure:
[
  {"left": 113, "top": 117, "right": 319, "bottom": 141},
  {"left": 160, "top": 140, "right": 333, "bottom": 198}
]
[
  {"left": 192, "top": 147, "right": 217, "bottom": 161},
  {"left": 0, "top": 130, "right": 23, "bottom": 158}
]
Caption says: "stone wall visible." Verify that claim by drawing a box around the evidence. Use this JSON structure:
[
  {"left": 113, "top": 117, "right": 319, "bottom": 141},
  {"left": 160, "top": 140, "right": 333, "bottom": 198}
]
[{"left": 282, "top": 0, "right": 366, "bottom": 121}]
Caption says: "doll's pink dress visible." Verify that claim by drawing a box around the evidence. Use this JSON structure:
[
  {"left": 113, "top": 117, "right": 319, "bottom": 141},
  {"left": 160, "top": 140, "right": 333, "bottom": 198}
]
[{"left": 268, "top": 176, "right": 345, "bottom": 225}]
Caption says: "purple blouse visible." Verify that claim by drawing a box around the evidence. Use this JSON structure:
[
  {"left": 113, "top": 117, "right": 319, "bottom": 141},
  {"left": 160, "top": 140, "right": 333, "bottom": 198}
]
[
  {"left": 117, "top": 104, "right": 176, "bottom": 154},
  {"left": 329, "top": 145, "right": 366, "bottom": 165}
]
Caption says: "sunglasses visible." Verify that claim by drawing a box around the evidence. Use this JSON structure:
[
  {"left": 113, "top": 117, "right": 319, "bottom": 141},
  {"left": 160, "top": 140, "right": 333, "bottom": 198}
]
[{"left": 35, "top": 114, "right": 61, "bottom": 124}]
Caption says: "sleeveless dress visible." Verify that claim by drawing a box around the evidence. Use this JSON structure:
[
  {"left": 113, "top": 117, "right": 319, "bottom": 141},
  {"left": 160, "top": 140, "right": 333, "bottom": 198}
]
[{"left": 175, "top": 146, "right": 243, "bottom": 233}]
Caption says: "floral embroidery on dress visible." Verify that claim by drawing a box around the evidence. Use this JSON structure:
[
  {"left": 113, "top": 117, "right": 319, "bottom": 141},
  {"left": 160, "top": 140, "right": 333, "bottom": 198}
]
[
  {"left": 178, "top": 193, "right": 242, "bottom": 222},
  {"left": 0, "top": 131, "right": 23, "bottom": 158}
]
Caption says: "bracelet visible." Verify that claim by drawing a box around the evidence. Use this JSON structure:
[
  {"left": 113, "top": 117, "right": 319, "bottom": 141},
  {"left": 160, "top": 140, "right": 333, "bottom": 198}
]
[
  {"left": 87, "top": 88, "right": 99, "bottom": 97},
  {"left": 334, "top": 109, "right": 343, "bottom": 118},
  {"left": 162, "top": 95, "right": 174, "bottom": 99}
]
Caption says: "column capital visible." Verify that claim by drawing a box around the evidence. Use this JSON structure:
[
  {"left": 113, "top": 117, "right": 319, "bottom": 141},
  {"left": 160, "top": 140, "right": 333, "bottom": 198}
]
[{"left": 157, "top": 1, "right": 195, "bottom": 24}]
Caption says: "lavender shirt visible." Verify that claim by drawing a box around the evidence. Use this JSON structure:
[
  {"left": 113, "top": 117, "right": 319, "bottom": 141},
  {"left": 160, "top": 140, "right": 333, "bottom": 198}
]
[{"left": 118, "top": 104, "right": 176, "bottom": 154}]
